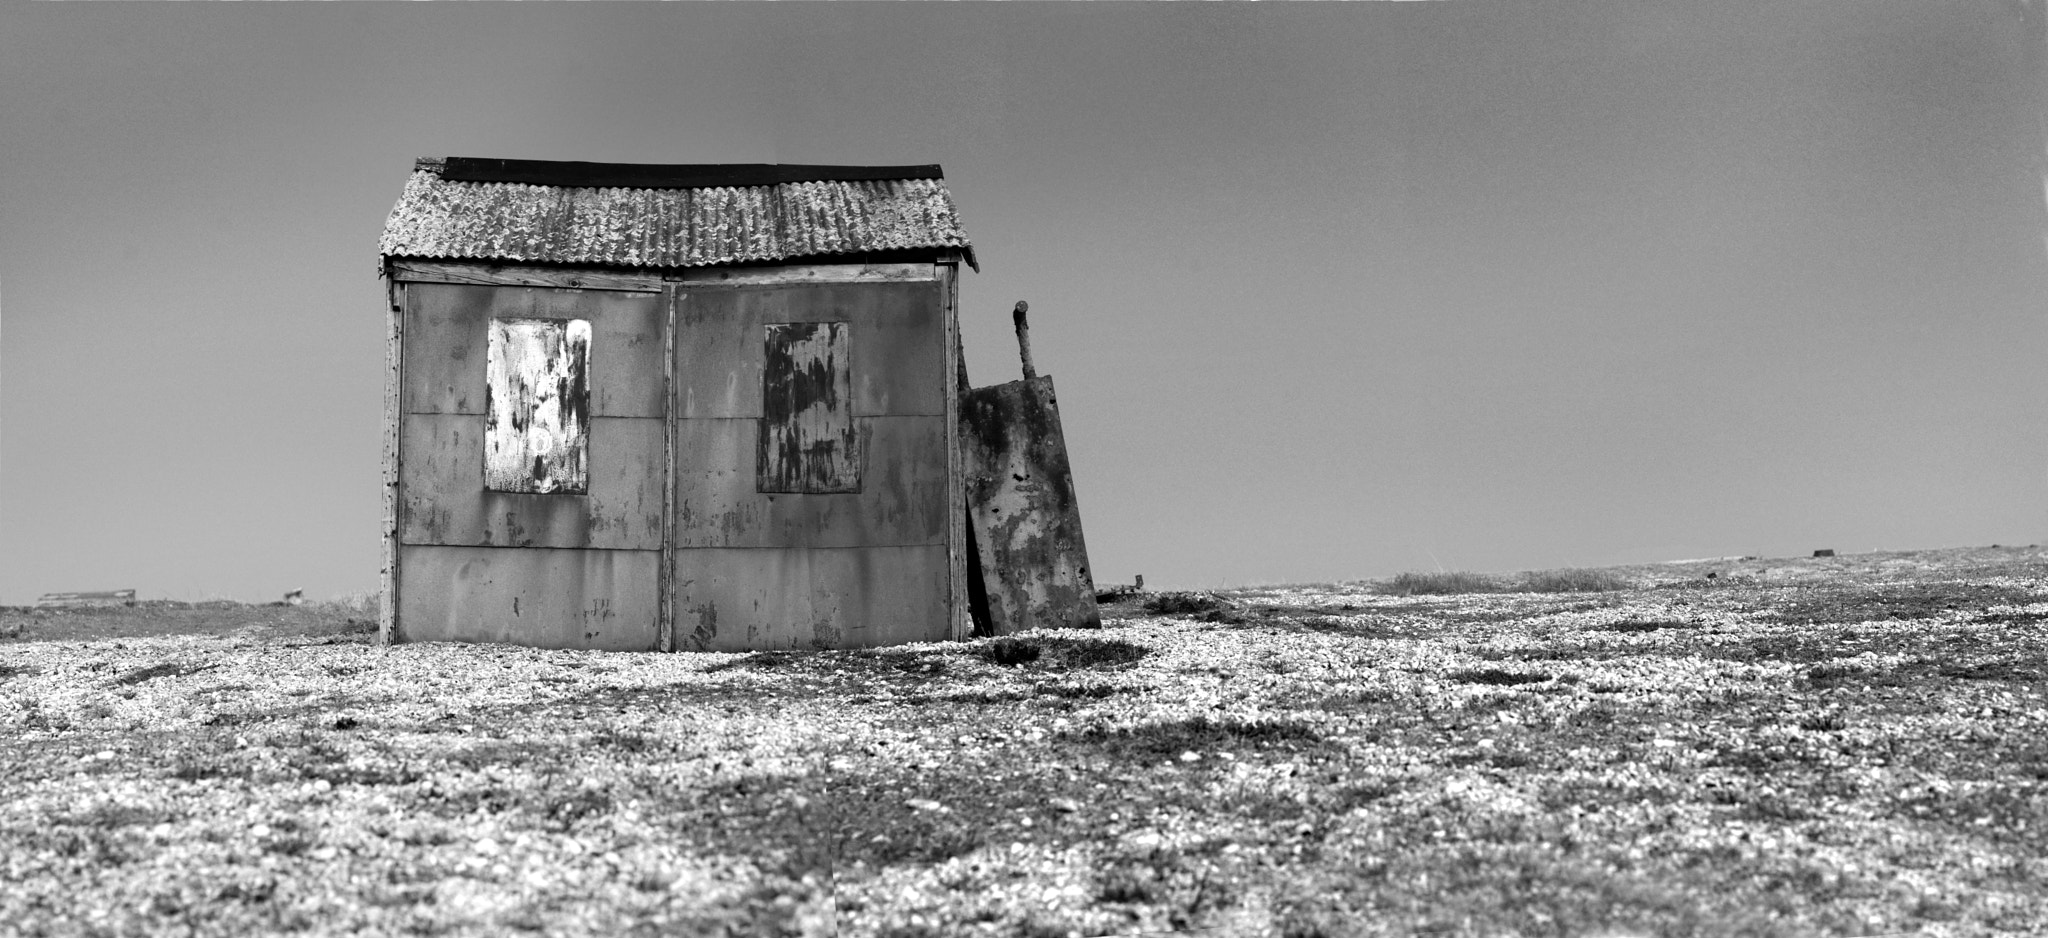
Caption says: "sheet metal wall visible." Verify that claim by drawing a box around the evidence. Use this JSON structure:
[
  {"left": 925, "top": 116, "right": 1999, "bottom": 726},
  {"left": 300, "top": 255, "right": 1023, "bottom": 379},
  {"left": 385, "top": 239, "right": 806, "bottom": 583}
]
[
  {"left": 396, "top": 281, "right": 667, "bottom": 650},
  {"left": 670, "top": 279, "right": 952, "bottom": 652},
  {"left": 386, "top": 263, "right": 959, "bottom": 652}
]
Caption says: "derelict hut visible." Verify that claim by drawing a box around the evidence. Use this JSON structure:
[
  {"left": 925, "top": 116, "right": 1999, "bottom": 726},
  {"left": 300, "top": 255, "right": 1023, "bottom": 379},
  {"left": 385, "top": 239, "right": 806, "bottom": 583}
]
[{"left": 378, "top": 157, "right": 977, "bottom": 653}]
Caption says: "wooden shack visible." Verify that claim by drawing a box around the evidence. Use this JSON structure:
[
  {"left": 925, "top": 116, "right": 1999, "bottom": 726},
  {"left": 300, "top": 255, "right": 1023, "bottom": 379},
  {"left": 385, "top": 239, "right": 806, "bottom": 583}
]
[{"left": 377, "top": 157, "right": 976, "bottom": 652}]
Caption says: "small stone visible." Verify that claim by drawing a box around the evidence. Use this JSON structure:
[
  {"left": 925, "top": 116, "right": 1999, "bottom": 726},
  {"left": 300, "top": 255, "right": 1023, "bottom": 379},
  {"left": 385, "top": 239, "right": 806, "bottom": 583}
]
[{"left": 1179, "top": 751, "right": 1201, "bottom": 763}]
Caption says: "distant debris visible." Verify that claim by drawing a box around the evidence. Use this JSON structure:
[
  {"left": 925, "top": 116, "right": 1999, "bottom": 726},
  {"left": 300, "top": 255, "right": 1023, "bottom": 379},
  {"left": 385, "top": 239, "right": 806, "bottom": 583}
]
[
  {"left": 1095, "top": 574, "right": 1146, "bottom": 604},
  {"left": 1813, "top": 549, "right": 1836, "bottom": 558},
  {"left": 36, "top": 590, "right": 136, "bottom": 608},
  {"left": 1660, "top": 556, "right": 1750, "bottom": 564},
  {"left": 282, "top": 589, "right": 304, "bottom": 606}
]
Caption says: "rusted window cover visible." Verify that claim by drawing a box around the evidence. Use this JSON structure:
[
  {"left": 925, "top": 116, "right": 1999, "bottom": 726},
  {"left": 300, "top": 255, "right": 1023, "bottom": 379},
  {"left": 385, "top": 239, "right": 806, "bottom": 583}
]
[
  {"left": 484, "top": 318, "right": 591, "bottom": 495},
  {"left": 758, "top": 322, "right": 859, "bottom": 494}
]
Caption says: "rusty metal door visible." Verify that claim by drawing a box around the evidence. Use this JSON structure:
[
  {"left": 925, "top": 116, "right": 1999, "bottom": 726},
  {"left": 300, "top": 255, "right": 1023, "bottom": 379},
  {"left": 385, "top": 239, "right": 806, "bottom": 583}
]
[{"left": 666, "top": 280, "right": 954, "bottom": 651}]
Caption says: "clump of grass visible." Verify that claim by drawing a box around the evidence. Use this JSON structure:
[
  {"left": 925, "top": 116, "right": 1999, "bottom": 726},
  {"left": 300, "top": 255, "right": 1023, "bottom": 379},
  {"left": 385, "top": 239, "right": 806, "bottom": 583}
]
[
  {"left": 1448, "top": 667, "right": 1550, "bottom": 686},
  {"left": 702, "top": 651, "right": 798, "bottom": 672},
  {"left": 1144, "top": 592, "right": 1225, "bottom": 615},
  {"left": 1517, "top": 568, "right": 1633, "bottom": 593},
  {"left": 1078, "top": 713, "right": 1323, "bottom": 755},
  {"left": 1597, "top": 619, "right": 1694, "bottom": 633},
  {"left": 977, "top": 637, "right": 1041, "bottom": 666},
  {"left": 1375, "top": 568, "right": 1633, "bottom": 595},
  {"left": 1035, "top": 635, "right": 1151, "bottom": 669},
  {"left": 1377, "top": 571, "right": 1503, "bottom": 596},
  {"left": 110, "top": 662, "right": 215, "bottom": 686}
]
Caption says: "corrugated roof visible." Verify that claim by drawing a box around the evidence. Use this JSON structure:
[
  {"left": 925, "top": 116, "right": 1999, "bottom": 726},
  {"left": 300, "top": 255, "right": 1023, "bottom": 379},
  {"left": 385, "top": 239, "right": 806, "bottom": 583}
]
[{"left": 379, "top": 158, "right": 976, "bottom": 271}]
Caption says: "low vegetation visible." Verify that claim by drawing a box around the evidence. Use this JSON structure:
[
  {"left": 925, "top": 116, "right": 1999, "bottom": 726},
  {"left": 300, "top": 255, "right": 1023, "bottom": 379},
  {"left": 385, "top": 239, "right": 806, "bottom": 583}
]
[
  {"left": 2, "top": 548, "right": 2046, "bottom": 937},
  {"left": 1376, "top": 567, "right": 1634, "bottom": 596}
]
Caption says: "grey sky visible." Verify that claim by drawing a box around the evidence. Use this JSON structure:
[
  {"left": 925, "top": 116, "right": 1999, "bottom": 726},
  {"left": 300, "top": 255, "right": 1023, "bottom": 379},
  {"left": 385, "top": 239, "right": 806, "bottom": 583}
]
[{"left": 2, "top": 2, "right": 2042, "bottom": 604}]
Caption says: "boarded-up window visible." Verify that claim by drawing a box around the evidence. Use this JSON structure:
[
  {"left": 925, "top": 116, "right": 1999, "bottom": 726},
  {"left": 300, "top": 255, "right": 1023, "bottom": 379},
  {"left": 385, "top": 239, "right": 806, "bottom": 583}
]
[
  {"left": 485, "top": 318, "right": 591, "bottom": 494},
  {"left": 758, "top": 322, "right": 859, "bottom": 493}
]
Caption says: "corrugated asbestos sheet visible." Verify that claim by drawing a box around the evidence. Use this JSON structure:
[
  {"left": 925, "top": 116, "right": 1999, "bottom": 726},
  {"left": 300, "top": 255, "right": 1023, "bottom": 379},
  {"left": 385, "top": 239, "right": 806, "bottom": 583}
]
[{"left": 379, "top": 165, "right": 976, "bottom": 271}]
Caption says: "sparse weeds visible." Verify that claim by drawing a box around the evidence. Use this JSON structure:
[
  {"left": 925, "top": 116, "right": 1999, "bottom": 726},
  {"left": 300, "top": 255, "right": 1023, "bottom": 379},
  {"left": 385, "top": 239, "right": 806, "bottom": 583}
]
[
  {"left": 1448, "top": 667, "right": 1550, "bottom": 687},
  {"left": 1074, "top": 713, "right": 1323, "bottom": 756},
  {"left": 1034, "top": 635, "right": 1151, "bottom": 669},
  {"left": 976, "top": 636, "right": 1041, "bottom": 666},
  {"left": 1519, "top": 568, "right": 1634, "bottom": 593},
  {"left": 1144, "top": 592, "right": 1225, "bottom": 616},
  {"left": 1375, "top": 568, "right": 1631, "bottom": 596},
  {"left": 1378, "top": 571, "right": 1503, "bottom": 596},
  {"left": 110, "top": 662, "right": 216, "bottom": 686}
]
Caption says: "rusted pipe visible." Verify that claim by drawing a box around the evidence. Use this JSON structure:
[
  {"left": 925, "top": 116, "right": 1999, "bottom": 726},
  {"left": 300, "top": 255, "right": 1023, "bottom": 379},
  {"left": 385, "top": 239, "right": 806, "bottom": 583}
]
[{"left": 1012, "top": 301, "right": 1036, "bottom": 381}]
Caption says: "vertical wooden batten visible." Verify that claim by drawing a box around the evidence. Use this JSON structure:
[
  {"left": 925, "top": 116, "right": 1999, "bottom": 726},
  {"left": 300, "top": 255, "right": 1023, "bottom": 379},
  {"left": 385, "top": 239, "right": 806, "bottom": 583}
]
[
  {"left": 939, "top": 258, "right": 970, "bottom": 642},
  {"left": 380, "top": 273, "right": 405, "bottom": 645},
  {"left": 659, "top": 286, "right": 679, "bottom": 653}
]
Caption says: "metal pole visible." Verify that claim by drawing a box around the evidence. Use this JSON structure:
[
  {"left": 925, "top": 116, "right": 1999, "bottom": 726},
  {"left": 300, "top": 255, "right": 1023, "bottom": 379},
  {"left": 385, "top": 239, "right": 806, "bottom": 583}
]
[{"left": 1012, "top": 300, "right": 1036, "bottom": 381}]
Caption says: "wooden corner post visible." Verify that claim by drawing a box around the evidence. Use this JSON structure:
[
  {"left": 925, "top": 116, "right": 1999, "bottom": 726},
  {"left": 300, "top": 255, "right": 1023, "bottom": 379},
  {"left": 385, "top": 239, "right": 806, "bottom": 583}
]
[{"left": 379, "top": 271, "right": 404, "bottom": 645}]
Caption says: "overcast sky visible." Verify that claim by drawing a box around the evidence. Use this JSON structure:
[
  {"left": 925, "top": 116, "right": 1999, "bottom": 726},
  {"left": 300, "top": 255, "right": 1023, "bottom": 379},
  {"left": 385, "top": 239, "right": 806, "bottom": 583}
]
[{"left": 2, "top": 2, "right": 2043, "bottom": 605}]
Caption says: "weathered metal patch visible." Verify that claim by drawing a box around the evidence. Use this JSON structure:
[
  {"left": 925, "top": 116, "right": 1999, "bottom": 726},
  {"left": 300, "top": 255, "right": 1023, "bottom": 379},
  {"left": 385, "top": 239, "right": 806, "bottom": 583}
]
[
  {"left": 484, "top": 318, "right": 591, "bottom": 494},
  {"left": 758, "top": 321, "right": 860, "bottom": 494},
  {"left": 961, "top": 376, "right": 1102, "bottom": 635}
]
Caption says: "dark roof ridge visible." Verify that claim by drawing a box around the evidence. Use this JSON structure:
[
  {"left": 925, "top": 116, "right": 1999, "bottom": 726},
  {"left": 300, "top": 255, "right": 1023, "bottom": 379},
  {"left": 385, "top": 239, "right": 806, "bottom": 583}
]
[{"left": 419, "top": 156, "right": 947, "bottom": 191}]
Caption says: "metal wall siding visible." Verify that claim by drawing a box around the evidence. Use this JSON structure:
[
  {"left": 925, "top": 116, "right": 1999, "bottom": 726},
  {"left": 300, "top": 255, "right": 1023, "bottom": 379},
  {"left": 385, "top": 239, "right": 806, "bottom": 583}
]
[
  {"left": 671, "top": 545, "right": 952, "bottom": 652},
  {"left": 398, "top": 545, "right": 662, "bottom": 651},
  {"left": 404, "top": 284, "right": 665, "bottom": 418},
  {"left": 669, "top": 279, "right": 954, "bottom": 650},
  {"left": 401, "top": 415, "right": 665, "bottom": 551},
  {"left": 671, "top": 416, "right": 948, "bottom": 549},
  {"left": 380, "top": 172, "right": 973, "bottom": 269},
  {"left": 674, "top": 282, "right": 944, "bottom": 419}
]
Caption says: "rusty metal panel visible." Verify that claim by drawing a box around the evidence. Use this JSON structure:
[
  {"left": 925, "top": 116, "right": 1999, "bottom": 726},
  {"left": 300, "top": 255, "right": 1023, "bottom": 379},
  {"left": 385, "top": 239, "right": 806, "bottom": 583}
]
[
  {"left": 962, "top": 376, "right": 1102, "bottom": 635},
  {"left": 402, "top": 283, "right": 664, "bottom": 418},
  {"left": 671, "top": 546, "right": 951, "bottom": 652},
  {"left": 673, "top": 282, "right": 943, "bottom": 419},
  {"left": 485, "top": 318, "right": 591, "bottom": 494},
  {"left": 380, "top": 167, "right": 976, "bottom": 271},
  {"left": 671, "top": 416, "right": 946, "bottom": 549},
  {"left": 401, "top": 415, "right": 664, "bottom": 550},
  {"left": 397, "top": 545, "right": 660, "bottom": 651},
  {"left": 758, "top": 322, "right": 858, "bottom": 494}
]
